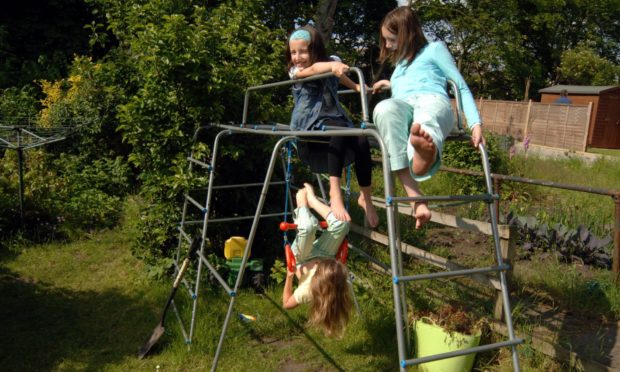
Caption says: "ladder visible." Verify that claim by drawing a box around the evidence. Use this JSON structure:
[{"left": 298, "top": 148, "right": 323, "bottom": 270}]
[{"left": 169, "top": 69, "right": 522, "bottom": 371}]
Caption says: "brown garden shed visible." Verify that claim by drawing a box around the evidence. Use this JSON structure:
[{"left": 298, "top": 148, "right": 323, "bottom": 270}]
[{"left": 539, "top": 85, "right": 620, "bottom": 149}]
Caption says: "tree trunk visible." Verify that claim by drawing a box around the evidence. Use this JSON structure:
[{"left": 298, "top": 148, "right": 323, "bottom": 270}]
[
  {"left": 314, "top": 0, "right": 338, "bottom": 46},
  {"left": 524, "top": 76, "right": 531, "bottom": 101}
]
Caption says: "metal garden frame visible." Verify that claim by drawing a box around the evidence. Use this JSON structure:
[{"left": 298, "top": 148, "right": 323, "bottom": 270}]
[{"left": 170, "top": 67, "right": 522, "bottom": 371}]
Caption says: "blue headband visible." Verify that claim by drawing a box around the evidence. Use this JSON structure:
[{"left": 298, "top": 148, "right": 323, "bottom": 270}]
[{"left": 289, "top": 29, "right": 311, "bottom": 42}]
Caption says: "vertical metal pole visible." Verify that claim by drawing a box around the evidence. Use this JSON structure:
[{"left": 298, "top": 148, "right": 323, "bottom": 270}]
[
  {"left": 211, "top": 136, "right": 294, "bottom": 372},
  {"left": 480, "top": 143, "right": 520, "bottom": 371},
  {"left": 189, "top": 129, "right": 231, "bottom": 344},
  {"left": 493, "top": 178, "right": 501, "bottom": 223},
  {"left": 613, "top": 194, "right": 620, "bottom": 282},
  {"left": 16, "top": 128, "right": 25, "bottom": 225},
  {"left": 370, "top": 130, "right": 407, "bottom": 371}
]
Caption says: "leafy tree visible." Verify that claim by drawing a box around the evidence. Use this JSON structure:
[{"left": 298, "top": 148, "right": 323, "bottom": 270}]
[
  {"left": 558, "top": 45, "right": 620, "bottom": 85},
  {"left": 80, "top": 0, "right": 290, "bottom": 271},
  {"left": 0, "top": 0, "right": 95, "bottom": 89}
]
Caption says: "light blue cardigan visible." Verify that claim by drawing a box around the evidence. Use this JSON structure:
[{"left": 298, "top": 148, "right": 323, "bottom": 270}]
[{"left": 391, "top": 41, "right": 482, "bottom": 128}]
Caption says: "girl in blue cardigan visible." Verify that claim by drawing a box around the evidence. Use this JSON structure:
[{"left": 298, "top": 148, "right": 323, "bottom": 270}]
[{"left": 372, "top": 6, "right": 485, "bottom": 229}]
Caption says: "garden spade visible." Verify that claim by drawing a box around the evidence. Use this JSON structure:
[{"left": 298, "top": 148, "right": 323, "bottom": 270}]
[{"left": 138, "top": 235, "right": 202, "bottom": 359}]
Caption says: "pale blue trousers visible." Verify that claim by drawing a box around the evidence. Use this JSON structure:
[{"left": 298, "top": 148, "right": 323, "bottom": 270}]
[
  {"left": 291, "top": 207, "right": 349, "bottom": 265},
  {"left": 373, "top": 94, "right": 454, "bottom": 181}
]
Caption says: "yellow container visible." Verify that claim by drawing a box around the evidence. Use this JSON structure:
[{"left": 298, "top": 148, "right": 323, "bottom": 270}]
[{"left": 224, "top": 236, "right": 248, "bottom": 260}]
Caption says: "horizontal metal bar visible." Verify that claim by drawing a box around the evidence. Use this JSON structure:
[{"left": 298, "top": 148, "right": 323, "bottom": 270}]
[
  {"left": 348, "top": 242, "right": 391, "bottom": 273},
  {"left": 403, "top": 339, "right": 523, "bottom": 367},
  {"left": 209, "top": 123, "right": 379, "bottom": 139},
  {"left": 442, "top": 166, "right": 620, "bottom": 197},
  {"left": 211, "top": 181, "right": 286, "bottom": 190},
  {"left": 198, "top": 252, "right": 235, "bottom": 296},
  {"left": 244, "top": 71, "right": 335, "bottom": 93},
  {"left": 187, "top": 157, "right": 211, "bottom": 169},
  {"left": 181, "top": 212, "right": 291, "bottom": 225},
  {"left": 396, "top": 264, "right": 510, "bottom": 283},
  {"left": 390, "top": 194, "right": 498, "bottom": 203}
]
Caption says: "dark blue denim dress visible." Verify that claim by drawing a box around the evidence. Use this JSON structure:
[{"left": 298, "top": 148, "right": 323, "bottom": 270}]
[{"left": 290, "top": 76, "right": 355, "bottom": 173}]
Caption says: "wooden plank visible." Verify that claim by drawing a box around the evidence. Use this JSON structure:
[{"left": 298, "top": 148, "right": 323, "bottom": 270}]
[
  {"left": 489, "top": 321, "right": 612, "bottom": 372},
  {"left": 369, "top": 195, "right": 511, "bottom": 239},
  {"left": 349, "top": 223, "right": 502, "bottom": 290}
]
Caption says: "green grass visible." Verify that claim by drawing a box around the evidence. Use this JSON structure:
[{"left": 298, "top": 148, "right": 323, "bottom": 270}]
[
  {"left": 588, "top": 148, "right": 620, "bottom": 158},
  {"left": 3, "top": 193, "right": 609, "bottom": 371}
]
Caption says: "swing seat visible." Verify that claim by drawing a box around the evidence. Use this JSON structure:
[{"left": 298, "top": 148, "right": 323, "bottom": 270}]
[{"left": 280, "top": 221, "right": 349, "bottom": 272}]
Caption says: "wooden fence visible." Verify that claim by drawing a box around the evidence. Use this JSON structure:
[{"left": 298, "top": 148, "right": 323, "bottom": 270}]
[{"left": 475, "top": 99, "right": 593, "bottom": 151}]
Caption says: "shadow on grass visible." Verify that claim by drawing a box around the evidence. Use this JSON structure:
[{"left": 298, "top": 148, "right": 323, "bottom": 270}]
[
  {"left": 0, "top": 266, "right": 157, "bottom": 371},
  {"left": 260, "top": 291, "right": 345, "bottom": 372}
]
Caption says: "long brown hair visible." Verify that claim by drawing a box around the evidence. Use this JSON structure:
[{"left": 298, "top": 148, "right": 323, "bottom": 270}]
[
  {"left": 285, "top": 25, "right": 329, "bottom": 70},
  {"left": 378, "top": 6, "right": 428, "bottom": 66},
  {"left": 308, "top": 259, "right": 353, "bottom": 338}
]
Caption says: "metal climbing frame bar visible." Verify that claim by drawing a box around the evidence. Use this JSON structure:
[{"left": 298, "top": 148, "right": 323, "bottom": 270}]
[{"left": 170, "top": 68, "right": 521, "bottom": 371}]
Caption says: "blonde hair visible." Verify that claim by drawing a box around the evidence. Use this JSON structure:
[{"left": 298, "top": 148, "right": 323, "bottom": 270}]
[
  {"left": 308, "top": 259, "right": 353, "bottom": 338},
  {"left": 378, "top": 6, "right": 428, "bottom": 66}
]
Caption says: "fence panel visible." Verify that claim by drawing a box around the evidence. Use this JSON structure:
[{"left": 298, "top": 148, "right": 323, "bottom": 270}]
[{"left": 475, "top": 99, "right": 591, "bottom": 151}]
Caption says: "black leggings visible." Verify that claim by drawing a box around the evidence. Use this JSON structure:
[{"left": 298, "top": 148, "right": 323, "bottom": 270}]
[{"left": 324, "top": 119, "right": 372, "bottom": 187}]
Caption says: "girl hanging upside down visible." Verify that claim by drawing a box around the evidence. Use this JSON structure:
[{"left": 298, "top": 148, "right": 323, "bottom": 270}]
[{"left": 282, "top": 183, "right": 353, "bottom": 338}]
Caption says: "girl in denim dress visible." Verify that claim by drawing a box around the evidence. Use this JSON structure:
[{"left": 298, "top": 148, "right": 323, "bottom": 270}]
[{"left": 286, "top": 25, "right": 378, "bottom": 228}]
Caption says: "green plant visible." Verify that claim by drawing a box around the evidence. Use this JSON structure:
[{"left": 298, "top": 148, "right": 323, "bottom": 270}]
[
  {"left": 269, "top": 259, "right": 287, "bottom": 285},
  {"left": 508, "top": 212, "right": 612, "bottom": 268},
  {"left": 419, "top": 304, "right": 485, "bottom": 336}
]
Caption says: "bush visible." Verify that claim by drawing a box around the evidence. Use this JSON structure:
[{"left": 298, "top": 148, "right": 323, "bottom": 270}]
[{"left": 0, "top": 149, "right": 130, "bottom": 241}]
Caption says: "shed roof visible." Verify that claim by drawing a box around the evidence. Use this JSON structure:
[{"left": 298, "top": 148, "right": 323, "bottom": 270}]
[{"left": 539, "top": 85, "right": 619, "bottom": 95}]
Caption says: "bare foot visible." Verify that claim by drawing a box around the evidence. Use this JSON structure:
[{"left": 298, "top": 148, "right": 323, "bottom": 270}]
[
  {"left": 413, "top": 202, "right": 431, "bottom": 229},
  {"left": 409, "top": 123, "right": 437, "bottom": 176},
  {"left": 329, "top": 191, "right": 351, "bottom": 222},
  {"left": 358, "top": 194, "right": 379, "bottom": 228}
]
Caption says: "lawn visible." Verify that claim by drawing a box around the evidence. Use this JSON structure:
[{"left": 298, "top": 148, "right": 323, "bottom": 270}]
[
  {"left": 0, "top": 197, "right": 570, "bottom": 372},
  {"left": 2, "top": 149, "right": 619, "bottom": 371}
]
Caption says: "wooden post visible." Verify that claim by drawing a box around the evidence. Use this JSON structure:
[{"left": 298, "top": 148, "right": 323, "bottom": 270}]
[
  {"left": 542, "top": 104, "right": 551, "bottom": 146},
  {"left": 582, "top": 102, "right": 594, "bottom": 151},
  {"left": 493, "top": 178, "right": 501, "bottom": 222},
  {"left": 562, "top": 104, "right": 570, "bottom": 149},
  {"left": 614, "top": 195, "right": 620, "bottom": 283},
  {"left": 523, "top": 99, "right": 532, "bottom": 140},
  {"left": 494, "top": 225, "right": 517, "bottom": 320}
]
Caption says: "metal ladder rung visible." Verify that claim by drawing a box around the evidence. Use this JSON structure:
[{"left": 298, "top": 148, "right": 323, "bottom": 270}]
[
  {"left": 197, "top": 251, "right": 235, "bottom": 296},
  {"left": 211, "top": 180, "right": 286, "bottom": 190},
  {"left": 390, "top": 194, "right": 498, "bottom": 204},
  {"left": 185, "top": 194, "right": 206, "bottom": 212},
  {"left": 396, "top": 264, "right": 510, "bottom": 283},
  {"left": 188, "top": 156, "right": 211, "bottom": 169},
  {"left": 180, "top": 212, "right": 291, "bottom": 226},
  {"left": 403, "top": 338, "right": 523, "bottom": 367}
]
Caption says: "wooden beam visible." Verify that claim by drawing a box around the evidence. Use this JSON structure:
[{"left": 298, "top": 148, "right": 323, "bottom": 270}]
[{"left": 349, "top": 223, "right": 502, "bottom": 290}]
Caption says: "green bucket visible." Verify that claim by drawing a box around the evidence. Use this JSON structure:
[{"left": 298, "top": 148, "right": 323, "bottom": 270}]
[{"left": 414, "top": 317, "right": 481, "bottom": 372}]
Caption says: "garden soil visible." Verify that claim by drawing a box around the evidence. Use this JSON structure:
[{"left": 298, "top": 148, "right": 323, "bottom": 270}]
[{"left": 425, "top": 226, "right": 620, "bottom": 370}]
